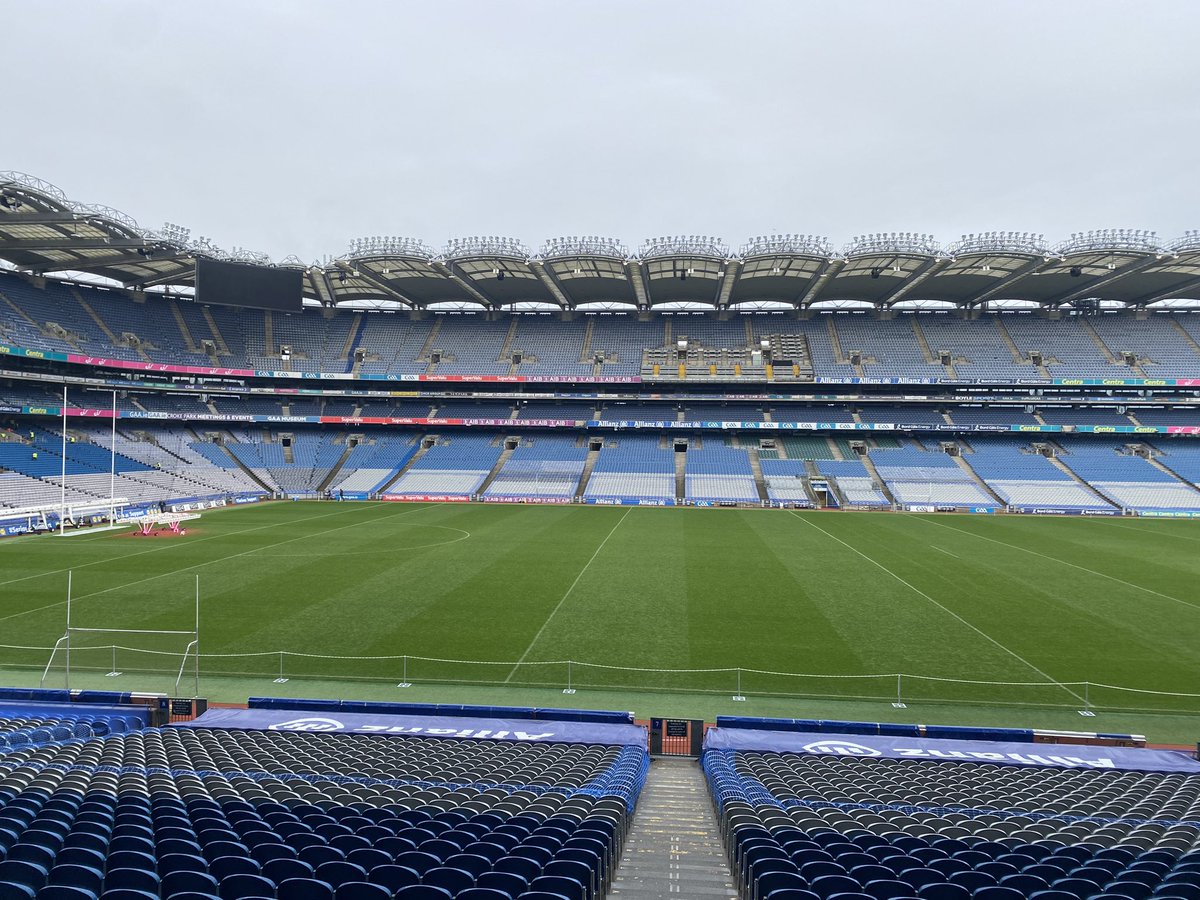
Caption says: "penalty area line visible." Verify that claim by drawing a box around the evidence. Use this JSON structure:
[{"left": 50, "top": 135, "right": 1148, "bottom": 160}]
[
  {"left": 787, "top": 511, "right": 1085, "bottom": 705},
  {"left": 0, "top": 503, "right": 438, "bottom": 627}
]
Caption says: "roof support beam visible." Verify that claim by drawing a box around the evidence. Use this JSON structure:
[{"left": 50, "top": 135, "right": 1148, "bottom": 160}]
[
  {"left": 625, "top": 260, "right": 650, "bottom": 308},
  {"left": 714, "top": 260, "right": 740, "bottom": 308},
  {"left": 1130, "top": 273, "right": 1200, "bottom": 306},
  {"left": 333, "top": 261, "right": 418, "bottom": 308},
  {"left": 133, "top": 264, "right": 196, "bottom": 288},
  {"left": 799, "top": 258, "right": 844, "bottom": 307},
  {"left": 432, "top": 261, "right": 495, "bottom": 307},
  {"left": 882, "top": 257, "right": 950, "bottom": 307},
  {"left": 0, "top": 238, "right": 147, "bottom": 251},
  {"left": 1049, "top": 256, "right": 1163, "bottom": 307},
  {"left": 307, "top": 269, "right": 337, "bottom": 306},
  {"left": 529, "top": 260, "right": 572, "bottom": 308},
  {"left": 960, "top": 256, "right": 1051, "bottom": 307}
]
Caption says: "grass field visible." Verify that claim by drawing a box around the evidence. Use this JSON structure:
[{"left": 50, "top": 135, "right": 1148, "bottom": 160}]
[{"left": 3, "top": 501, "right": 1200, "bottom": 739}]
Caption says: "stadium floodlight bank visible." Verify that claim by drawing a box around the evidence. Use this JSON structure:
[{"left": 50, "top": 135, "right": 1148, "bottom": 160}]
[{"left": 41, "top": 571, "right": 201, "bottom": 696}]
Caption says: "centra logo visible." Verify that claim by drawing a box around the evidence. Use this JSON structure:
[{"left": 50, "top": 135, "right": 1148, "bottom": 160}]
[
  {"left": 801, "top": 740, "right": 882, "bottom": 757},
  {"left": 267, "top": 717, "right": 345, "bottom": 732}
]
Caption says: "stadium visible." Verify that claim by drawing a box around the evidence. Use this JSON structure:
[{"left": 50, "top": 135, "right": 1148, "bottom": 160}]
[{"left": 4, "top": 1, "right": 1200, "bottom": 896}]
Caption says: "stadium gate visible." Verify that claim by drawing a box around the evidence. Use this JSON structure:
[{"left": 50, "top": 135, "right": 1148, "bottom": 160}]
[{"left": 649, "top": 717, "right": 705, "bottom": 756}]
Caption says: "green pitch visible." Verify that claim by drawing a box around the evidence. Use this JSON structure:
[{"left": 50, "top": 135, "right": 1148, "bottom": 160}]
[{"left": 2, "top": 501, "right": 1199, "bottom": 729}]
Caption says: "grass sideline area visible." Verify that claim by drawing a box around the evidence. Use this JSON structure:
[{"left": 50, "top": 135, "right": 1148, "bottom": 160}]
[{"left": 2, "top": 500, "right": 1199, "bottom": 743}]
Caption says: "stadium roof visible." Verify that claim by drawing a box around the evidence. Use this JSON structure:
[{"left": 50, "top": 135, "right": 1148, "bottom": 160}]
[{"left": 2, "top": 171, "right": 1199, "bottom": 312}]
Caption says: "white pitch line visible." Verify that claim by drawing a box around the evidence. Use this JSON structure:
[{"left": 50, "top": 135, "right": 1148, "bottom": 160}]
[
  {"left": 916, "top": 515, "right": 1200, "bottom": 612},
  {"left": 0, "top": 501, "right": 386, "bottom": 589},
  {"left": 504, "top": 507, "right": 632, "bottom": 683},
  {"left": 0, "top": 503, "right": 437, "bottom": 626},
  {"left": 788, "top": 511, "right": 1085, "bottom": 704},
  {"left": 932, "top": 546, "right": 959, "bottom": 559}
]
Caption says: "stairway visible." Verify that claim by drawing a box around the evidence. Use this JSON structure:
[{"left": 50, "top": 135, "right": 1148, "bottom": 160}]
[
  {"left": 610, "top": 758, "right": 736, "bottom": 900},
  {"left": 910, "top": 315, "right": 936, "bottom": 364},
  {"left": 858, "top": 453, "right": 897, "bottom": 506},
  {"left": 317, "top": 445, "right": 355, "bottom": 492},
  {"left": 1048, "top": 451, "right": 1121, "bottom": 509},
  {"left": 168, "top": 300, "right": 202, "bottom": 352},
  {"left": 221, "top": 444, "right": 273, "bottom": 493},
  {"left": 374, "top": 440, "right": 434, "bottom": 494},
  {"left": 746, "top": 447, "right": 769, "bottom": 502},
  {"left": 578, "top": 317, "right": 595, "bottom": 363},
  {"left": 476, "top": 440, "right": 518, "bottom": 496},
  {"left": 952, "top": 452, "right": 1005, "bottom": 506},
  {"left": 675, "top": 448, "right": 686, "bottom": 504},
  {"left": 993, "top": 316, "right": 1026, "bottom": 365},
  {"left": 201, "top": 307, "right": 230, "bottom": 355},
  {"left": 1170, "top": 319, "right": 1200, "bottom": 359},
  {"left": 575, "top": 445, "right": 601, "bottom": 499}
]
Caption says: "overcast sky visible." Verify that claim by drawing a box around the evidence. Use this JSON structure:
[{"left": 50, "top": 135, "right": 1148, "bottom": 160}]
[{"left": 6, "top": 0, "right": 1199, "bottom": 262}]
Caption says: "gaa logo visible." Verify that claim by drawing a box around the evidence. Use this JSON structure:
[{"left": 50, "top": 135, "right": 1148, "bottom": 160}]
[
  {"left": 801, "top": 740, "right": 882, "bottom": 757},
  {"left": 267, "top": 717, "right": 345, "bottom": 732}
]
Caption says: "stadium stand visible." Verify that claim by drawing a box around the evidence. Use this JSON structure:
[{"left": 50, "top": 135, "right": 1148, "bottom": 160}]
[
  {"left": 483, "top": 435, "right": 589, "bottom": 500},
  {"left": 583, "top": 437, "right": 675, "bottom": 505},
  {"left": 704, "top": 722, "right": 1200, "bottom": 900},
  {"left": 0, "top": 701, "right": 647, "bottom": 900}
]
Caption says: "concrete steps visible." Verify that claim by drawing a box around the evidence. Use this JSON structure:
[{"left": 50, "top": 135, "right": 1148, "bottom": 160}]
[{"left": 610, "top": 758, "right": 736, "bottom": 900}]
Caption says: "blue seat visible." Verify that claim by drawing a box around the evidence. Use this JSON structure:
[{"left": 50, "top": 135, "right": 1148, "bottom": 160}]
[
  {"left": 476, "top": 871, "right": 529, "bottom": 896},
  {"left": 48, "top": 865, "right": 103, "bottom": 891},
  {"left": 915, "top": 885, "right": 969, "bottom": 900},
  {"left": 218, "top": 873, "right": 277, "bottom": 900},
  {"left": 101, "top": 869, "right": 159, "bottom": 895},
  {"left": 0, "top": 881, "right": 36, "bottom": 899},
  {"left": 971, "top": 889, "right": 1028, "bottom": 900},
  {"left": 1106, "top": 883, "right": 1153, "bottom": 899},
  {"left": 394, "top": 853, "right": 441, "bottom": 877},
  {"left": 345, "top": 849, "right": 391, "bottom": 874},
  {"left": 277, "top": 878, "right": 335, "bottom": 900},
  {"left": 264, "top": 860, "right": 316, "bottom": 884},
  {"left": 333, "top": 884, "right": 392, "bottom": 900},
  {"left": 758, "top": 872, "right": 809, "bottom": 900},
  {"left": 314, "top": 862, "right": 368, "bottom": 890},
  {"left": 158, "top": 854, "right": 208, "bottom": 878},
  {"left": 763, "top": 891, "right": 821, "bottom": 900},
  {"left": 8, "top": 847, "right": 55, "bottom": 873},
  {"left": 300, "top": 847, "right": 347, "bottom": 869},
  {"left": 999, "top": 874, "right": 1051, "bottom": 895},
  {"left": 97, "top": 891, "right": 157, "bottom": 900},
  {"left": 0, "top": 861, "right": 50, "bottom": 891},
  {"left": 863, "top": 879, "right": 918, "bottom": 899},
  {"left": 496, "top": 857, "right": 541, "bottom": 884},
  {"left": 811, "top": 875, "right": 862, "bottom": 899},
  {"left": 1027, "top": 892, "right": 1081, "bottom": 900},
  {"left": 209, "top": 857, "right": 262, "bottom": 881},
  {"left": 162, "top": 871, "right": 220, "bottom": 896},
  {"left": 1049, "top": 877, "right": 1104, "bottom": 899},
  {"left": 423, "top": 867, "right": 476, "bottom": 897},
  {"left": 366, "top": 865, "right": 421, "bottom": 893},
  {"left": 455, "top": 890, "right": 513, "bottom": 900},
  {"left": 37, "top": 888, "right": 98, "bottom": 900},
  {"left": 526, "top": 875, "right": 586, "bottom": 900},
  {"left": 391, "top": 887, "right": 453, "bottom": 899},
  {"left": 947, "top": 872, "right": 995, "bottom": 893}
]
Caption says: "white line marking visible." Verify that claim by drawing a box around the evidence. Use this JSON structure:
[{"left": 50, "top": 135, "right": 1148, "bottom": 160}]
[
  {"left": 1105, "top": 519, "right": 1200, "bottom": 544},
  {"left": 0, "top": 501, "right": 386, "bottom": 589},
  {"left": 505, "top": 507, "right": 632, "bottom": 682},
  {"left": 916, "top": 515, "right": 1200, "bottom": 612},
  {"left": 788, "top": 511, "right": 1085, "bottom": 703},
  {"left": 0, "top": 503, "right": 436, "bottom": 626},
  {"left": 932, "top": 546, "right": 959, "bottom": 559}
]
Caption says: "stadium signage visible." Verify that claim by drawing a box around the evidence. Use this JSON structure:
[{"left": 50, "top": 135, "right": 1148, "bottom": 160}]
[
  {"left": 704, "top": 728, "right": 1200, "bottom": 772},
  {"left": 174, "top": 707, "right": 647, "bottom": 746}
]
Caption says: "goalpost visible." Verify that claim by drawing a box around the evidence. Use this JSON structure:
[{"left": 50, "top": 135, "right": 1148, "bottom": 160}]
[{"left": 41, "top": 571, "right": 201, "bottom": 696}]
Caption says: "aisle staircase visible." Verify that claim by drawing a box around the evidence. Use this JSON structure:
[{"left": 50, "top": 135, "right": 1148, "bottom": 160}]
[{"left": 610, "top": 758, "right": 736, "bottom": 900}]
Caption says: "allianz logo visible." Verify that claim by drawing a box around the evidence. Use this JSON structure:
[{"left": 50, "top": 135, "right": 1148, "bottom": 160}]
[
  {"left": 801, "top": 740, "right": 882, "bottom": 757},
  {"left": 268, "top": 717, "right": 345, "bottom": 732}
]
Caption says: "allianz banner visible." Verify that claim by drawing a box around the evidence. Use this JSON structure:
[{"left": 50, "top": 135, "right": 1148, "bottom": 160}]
[
  {"left": 704, "top": 728, "right": 1200, "bottom": 773},
  {"left": 175, "top": 707, "right": 647, "bottom": 747}
]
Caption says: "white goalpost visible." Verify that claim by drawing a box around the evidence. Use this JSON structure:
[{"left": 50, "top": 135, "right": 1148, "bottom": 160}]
[{"left": 41, "top": 571, "right": 201, "bottom": 696}]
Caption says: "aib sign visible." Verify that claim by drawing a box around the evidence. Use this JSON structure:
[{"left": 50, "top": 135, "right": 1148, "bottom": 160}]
[{"left": 268, "top": 717, "right": 344, "bottom": 732}]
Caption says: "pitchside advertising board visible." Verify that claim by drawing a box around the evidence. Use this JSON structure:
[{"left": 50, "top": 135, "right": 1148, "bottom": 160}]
[
  {"left": 703, "top": 728, "right": 1200, "bottom": 773},
  {"left": 174, "top": 707, "right": 647, "bottom": 747}
]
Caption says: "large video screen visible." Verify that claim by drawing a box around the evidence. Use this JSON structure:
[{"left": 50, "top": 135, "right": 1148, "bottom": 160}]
[{"left": 195, "top": 258, "right": 303, "bottom": 312}]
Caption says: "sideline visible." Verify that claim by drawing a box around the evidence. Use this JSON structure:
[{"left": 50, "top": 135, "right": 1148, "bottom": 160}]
[{"left": 787, "top": 511, "right": 1085, "bottom": 704}]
